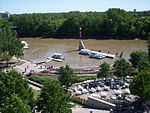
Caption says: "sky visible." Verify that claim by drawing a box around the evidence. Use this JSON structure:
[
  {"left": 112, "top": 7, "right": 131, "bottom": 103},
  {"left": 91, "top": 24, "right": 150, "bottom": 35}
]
[{"left": 0, "top": 0, "right": 150, "bottom": 14}]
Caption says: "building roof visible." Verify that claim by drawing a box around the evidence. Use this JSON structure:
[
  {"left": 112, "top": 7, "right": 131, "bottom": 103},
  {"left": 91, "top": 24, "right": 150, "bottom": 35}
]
[{"left": 0, "top": 8, "right": 5, "bottom": 13}]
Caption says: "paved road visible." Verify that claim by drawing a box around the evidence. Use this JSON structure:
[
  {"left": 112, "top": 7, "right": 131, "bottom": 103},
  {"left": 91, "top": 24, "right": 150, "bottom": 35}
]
[
  {"left": 29, "top": 83, "right": 41, "bottom": 90},
  {"left": 72, "top": 107, "right": 110, "bottom": 113}
]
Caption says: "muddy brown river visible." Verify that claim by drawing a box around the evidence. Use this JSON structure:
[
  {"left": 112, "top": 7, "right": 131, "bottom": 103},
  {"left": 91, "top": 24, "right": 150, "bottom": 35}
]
[{"left": 21, "top": 38, "right": 147, "bottom": 67}]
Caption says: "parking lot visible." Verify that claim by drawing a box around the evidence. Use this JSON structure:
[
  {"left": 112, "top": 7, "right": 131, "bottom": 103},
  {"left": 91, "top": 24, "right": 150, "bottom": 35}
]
[{"left": 70, "top": 76, "right": 136, "bottom": 104}]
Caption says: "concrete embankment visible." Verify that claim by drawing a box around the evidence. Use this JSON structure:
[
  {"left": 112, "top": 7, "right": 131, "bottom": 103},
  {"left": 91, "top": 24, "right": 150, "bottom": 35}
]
[{"left": 27, "top": 79, "right": 43, "bottom": 90}]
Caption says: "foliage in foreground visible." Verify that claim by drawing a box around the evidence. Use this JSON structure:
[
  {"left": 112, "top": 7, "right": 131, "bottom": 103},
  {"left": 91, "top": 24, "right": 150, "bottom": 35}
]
[
  {"left": 29, "top": 75, "right": 97, "bottom": 84},
  {"left": 1, "top": 94, "right": 30, "bottom": 113},
  {"left": 148, "top": 35, "right": 150, "bottom": 63},
  {"left": 36, "top": 79, "right": 72, "bottom": 113},
  {"left": 0, "top": 27, "right": 24, "bottom": 64},
  {"left": 113, "top": 58, "right": 131, "bottom": 77},
  {"left": 129, "top": 71, "right": 150, "bottom": 101},
  {"left": 129, "top": 50, "right": 149, "bottom": 68},
  {"left": 0, "top": 70, "right": 35, "bottom": 112},
  {"left": 29, "top": 75, "right": 56, "bottom": 85},
  {"left": 97, "top": 62, "right": 111, "bottom": 78},
  {"left": 58, "top": 65, "right": 79, "bottom": 89},
  {"left": 77, "top": 76, "right": 97, "bottom": 82}
]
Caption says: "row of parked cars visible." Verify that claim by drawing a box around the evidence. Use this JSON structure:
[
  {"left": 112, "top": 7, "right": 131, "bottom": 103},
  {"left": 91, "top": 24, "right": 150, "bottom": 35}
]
[{"left": 71, "top": 76, "right": 132, "bottom": 96}]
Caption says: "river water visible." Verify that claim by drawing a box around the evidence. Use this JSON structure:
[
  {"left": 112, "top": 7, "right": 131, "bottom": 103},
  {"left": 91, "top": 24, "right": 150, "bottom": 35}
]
[{"left": 21, "top": 38, "right": 147, "bottom": 67}]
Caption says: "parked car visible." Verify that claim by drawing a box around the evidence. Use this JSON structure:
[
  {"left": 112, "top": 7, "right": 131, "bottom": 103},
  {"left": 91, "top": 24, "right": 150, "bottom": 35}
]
[{"left": 98, "top": 82, "right": 105, "bottom": 87}]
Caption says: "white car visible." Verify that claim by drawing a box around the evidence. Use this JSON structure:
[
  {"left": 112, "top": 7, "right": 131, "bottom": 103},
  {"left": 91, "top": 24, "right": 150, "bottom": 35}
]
[
  {"left": 82, "top": 89, "right": 88, "bottom": 94},
  {"left": 96, "top": 86, "right": 102, "bottom": 92},
  {"left": 90, "top": 87, "right": 96, "bottom": 93},
  {"left": 104, "top": 86, "right": 110, "bottom": 91}
]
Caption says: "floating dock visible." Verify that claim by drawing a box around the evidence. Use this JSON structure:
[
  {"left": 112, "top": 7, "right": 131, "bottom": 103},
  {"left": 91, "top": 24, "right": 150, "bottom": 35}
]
[
  {"left": 92, "top": 51, "right": 115, "bottom": 58},
  {"left": 79, "top": 49, "right": 115, "bottom": 58}
]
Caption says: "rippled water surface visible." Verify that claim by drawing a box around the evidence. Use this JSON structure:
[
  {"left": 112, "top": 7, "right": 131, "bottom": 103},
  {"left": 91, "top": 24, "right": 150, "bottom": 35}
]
[{"left": 21, "top": 38, "right": 147, "bottom": 67}]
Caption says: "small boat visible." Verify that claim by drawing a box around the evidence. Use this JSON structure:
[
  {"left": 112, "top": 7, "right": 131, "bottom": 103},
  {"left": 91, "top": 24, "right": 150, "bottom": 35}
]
[
  {"left": 89, "top": 51, "right": 105, "bottom": 59},
  {"left": 47, "top": 53, "right": 65, "bottom": 62},
  {"left": 79, "top": 49, "right": 91, "bottom": 55},
  {"left": 52, "top": 53, "right": 65, "bottom": 60},
  {"left": 21, "top": 41, "right": 29, "bottom": 49}
]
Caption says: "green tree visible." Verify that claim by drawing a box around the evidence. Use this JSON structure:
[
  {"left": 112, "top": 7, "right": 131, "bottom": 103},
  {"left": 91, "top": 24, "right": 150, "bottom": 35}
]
[
  {"left": 113, "top": 58, "right": 131, "bottom": 77},
  {"left": 0, "top": 19, "right": 13, "bottom": 28},
  {"left": 1, "top": 94, "right": 30, "bottom": 113},
  {"left": 58, "top": 65, "right": 79, "bottom": 89},
  {"left": 129, "top": 50, "right": 148, "bottom": 68},
  {"left": 129, "top": 71, "right": 150, "bottom": 101},
  {"left": 148, "top": 34, "right": 150, "bottom": 63},
  {"left": 37, "top": 79, "right": 71, "bottom": 113},
  {"left": 97, "top": 62, "right": 110, "bottom": 78},
  {"left": 9, "top": 9, "right": 150, "bottom": 39},
  {"left": 0, "top": 27, "right": 24, "bottom": 66},
  {"left": 104, "top": 8, "right": 132, "bottom": 37},
  {"left": 137, "top": 59, "right": 150, "bottom": 72},
  {"left": 0, "top": 70, "right": 35, "bottom": 111}
]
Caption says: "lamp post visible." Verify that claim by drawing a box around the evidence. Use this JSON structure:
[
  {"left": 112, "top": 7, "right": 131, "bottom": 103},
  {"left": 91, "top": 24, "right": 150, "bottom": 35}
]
[
  {"left": 79, "top": 27, "right": 82, "bottom": 40},
  {"left": 79, "top": 27, "right": 85, "bottom": 50}
]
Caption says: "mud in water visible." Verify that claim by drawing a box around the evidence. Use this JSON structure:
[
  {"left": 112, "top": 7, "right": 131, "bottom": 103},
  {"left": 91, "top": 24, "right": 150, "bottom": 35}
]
[{"left": 21, "top": 38, "right": 147, "bottom": 67}]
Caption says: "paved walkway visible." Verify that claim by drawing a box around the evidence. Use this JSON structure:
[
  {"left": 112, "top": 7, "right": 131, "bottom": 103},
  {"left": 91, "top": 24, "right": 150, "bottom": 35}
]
[
  {"left": 72, "top": 107, "right": 110, "bottom": 113},
  {"left": 13, "top": 60, "right": 45, "bottom": 74},
  {"left": 29, "top": 84, "right": 41, "bottom": 91}
]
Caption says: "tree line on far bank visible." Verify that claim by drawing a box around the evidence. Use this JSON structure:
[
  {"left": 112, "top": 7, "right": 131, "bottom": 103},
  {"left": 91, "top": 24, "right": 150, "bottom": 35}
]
[{"left": 0, "top": 8, "right": 150, "bottom": 39}]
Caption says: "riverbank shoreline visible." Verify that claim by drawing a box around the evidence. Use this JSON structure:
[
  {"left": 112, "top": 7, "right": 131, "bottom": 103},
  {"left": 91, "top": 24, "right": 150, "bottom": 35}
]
[
  {"left": 20, "top": 38, "right": 147, "bottom": 67},
  {"left": 19, "top": 36, "right": 147, "bottom": 40}
]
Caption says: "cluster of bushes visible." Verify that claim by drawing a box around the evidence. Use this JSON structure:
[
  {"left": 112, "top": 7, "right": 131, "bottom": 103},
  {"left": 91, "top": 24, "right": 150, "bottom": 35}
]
[
  {"left": 29, "top": 75, "right": 56, "bottom": 84},
  {"left": 77, "top": 76, "right": 97, "bottom": 82},
  {"left": 29, "top": 73, "right": 97, "bottom": 85}
]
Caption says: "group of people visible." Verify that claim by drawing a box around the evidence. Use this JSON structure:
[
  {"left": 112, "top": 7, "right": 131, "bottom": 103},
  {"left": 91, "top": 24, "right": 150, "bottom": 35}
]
[{"left": 93, "top": 49, "right": 124, "bottom": 58}]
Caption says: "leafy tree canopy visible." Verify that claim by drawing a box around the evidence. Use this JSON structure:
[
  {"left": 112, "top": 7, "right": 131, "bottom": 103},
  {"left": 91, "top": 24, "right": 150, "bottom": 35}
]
[
  {"left": 0, "top": 27, "right": 24, "bottom": 62},
  {"left": 148, "top": 34, "right": 150, "bottom": 63},
  {"left": 113, "top": 58, "right": 131, "bottom": 77},
  {"left": 97, "top": 62, "right": 110, "bottom": 78},
  {"left": 129, "top": 71, "right": 150, "bottom": 101},
  {"left": 37, "top": 79, "right": 72, "bottom": 113},
  {"left": 0, "top": 70, "right": 35, "bottom": 111},
  {"left": 129, "top": 50, "right": 149, "bottom": 68},
  {"left": 2, "top": 8, "right": 150, "bottom": 39},
  {"left": 58, "top": 65, "right": 79, "bottom": 89},
  {"left": 1, "top": 94, "right": 30, "bottom": 113}
]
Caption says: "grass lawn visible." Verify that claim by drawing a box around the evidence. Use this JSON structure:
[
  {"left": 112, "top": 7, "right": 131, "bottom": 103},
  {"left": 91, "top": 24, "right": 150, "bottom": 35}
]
[{"left": 32, "top": 89, "right": 41, "bottom": 100}]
